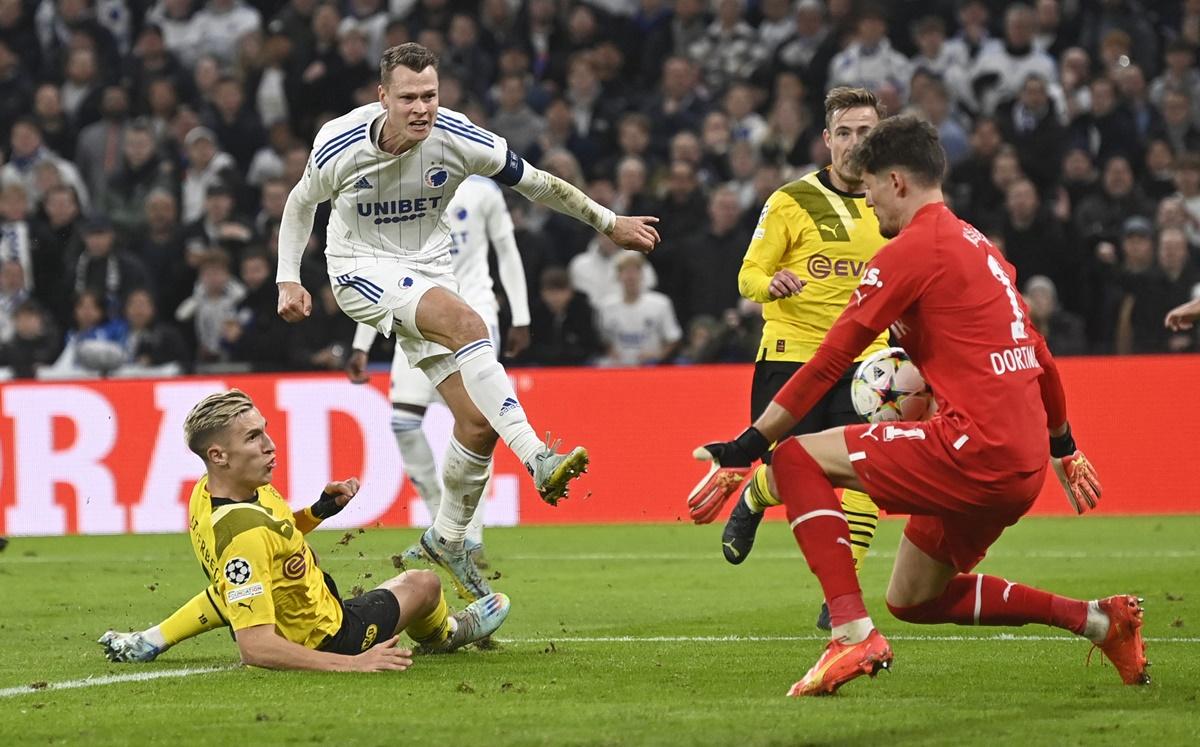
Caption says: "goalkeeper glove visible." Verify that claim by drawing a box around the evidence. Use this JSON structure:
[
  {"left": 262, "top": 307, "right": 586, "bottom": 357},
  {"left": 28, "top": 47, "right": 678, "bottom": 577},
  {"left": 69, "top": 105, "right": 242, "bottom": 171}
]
[
  {"left": 687, "top": 427, "right": 770, "bottom": 524},
  {"left": 1049, "top": 425, "right": 1101, "bottom": 514}
]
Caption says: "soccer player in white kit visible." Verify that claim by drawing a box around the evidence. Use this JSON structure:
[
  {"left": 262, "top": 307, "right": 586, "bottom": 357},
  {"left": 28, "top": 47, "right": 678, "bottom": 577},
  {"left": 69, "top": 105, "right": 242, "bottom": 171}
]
[
  {"left": 276, "top": 43, "right": 659, "bottom": 599},
  {"left": 347, "top": 175, "right": 529, "bottom": 589}
]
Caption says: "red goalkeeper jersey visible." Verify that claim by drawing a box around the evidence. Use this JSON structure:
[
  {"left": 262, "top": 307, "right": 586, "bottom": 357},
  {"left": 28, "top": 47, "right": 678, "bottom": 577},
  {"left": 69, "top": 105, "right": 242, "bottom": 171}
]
[{"left": 776, "top": 202, "right": 1063, "bottom": 476}]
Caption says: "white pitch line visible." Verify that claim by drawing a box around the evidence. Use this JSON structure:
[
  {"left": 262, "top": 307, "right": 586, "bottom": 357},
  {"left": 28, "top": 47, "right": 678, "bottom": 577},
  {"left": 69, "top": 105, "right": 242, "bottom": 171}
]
[
  {"left": 0, "top": 665, "right": 237, "bottom": 699},
  {"left": 499, "top": 634, "right": 1200, "bottom": 644},
  {"left": 5, "top": 549, "right": 1200, "bottom": 564}
]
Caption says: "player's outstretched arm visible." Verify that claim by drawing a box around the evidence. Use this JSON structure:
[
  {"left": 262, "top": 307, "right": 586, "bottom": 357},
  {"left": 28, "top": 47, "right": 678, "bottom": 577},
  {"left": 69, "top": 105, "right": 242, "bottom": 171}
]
[
  {"left": 501, "top": 160, "right": 660, "bottom": 253},
  {"left": 236, "top": 625, "right": 413, "bottom": 672},
  {"left": 1165, "top": 297, "right": 1200, "bottom": 331}
]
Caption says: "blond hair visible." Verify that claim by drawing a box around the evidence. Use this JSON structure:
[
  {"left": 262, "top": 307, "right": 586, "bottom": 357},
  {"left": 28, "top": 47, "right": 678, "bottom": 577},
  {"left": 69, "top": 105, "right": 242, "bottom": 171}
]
[
  {"left": 183, "top": 389, "right": 256, "bottom": 459},
  {"left": 824, "top": 86, "right": 886, "bottom": 130}
]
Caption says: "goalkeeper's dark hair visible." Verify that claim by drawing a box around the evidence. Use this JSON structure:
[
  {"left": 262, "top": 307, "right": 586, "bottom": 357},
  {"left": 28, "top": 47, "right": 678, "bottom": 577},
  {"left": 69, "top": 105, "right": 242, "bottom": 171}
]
[{"left": 846, "top": 115, "right": 946, "bottom": 188}]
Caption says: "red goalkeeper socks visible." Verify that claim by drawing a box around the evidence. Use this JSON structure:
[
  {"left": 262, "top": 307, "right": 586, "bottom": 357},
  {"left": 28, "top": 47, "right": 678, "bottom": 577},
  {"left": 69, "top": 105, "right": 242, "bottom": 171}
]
[
  {"left": 772, "top": 438, "right": 865, "bottom": 628},
  {"left": 888, "top": 573, "right": 1088, "bottom": 634}
]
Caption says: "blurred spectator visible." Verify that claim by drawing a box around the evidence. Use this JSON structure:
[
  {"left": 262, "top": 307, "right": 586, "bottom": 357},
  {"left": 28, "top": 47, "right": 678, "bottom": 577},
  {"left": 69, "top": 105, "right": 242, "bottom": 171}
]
[
  {"left": 772, "top": 0, "right": 832, "bottom": 89},
  {"left": 516, "top": 266, "right": 602, "bottom": 366},
  {"left": 1091, "top": 215, "right": 1157, "bottom": 350},
  {"left": 203, "top": 74, "right": 266, "bottom": 172},
  {"left": 1070, "top": 75, "right": 1138, "bottom": 163},
  {"left": 146, "top": 0, "right": 202, "bottom": 67},
  {"left": 1060, "top": 146, "right": 1099, "bottom": 209},
  {"left": 1116, "top": 65, "right": 1166, "bottom": 144},
  {"left": 639, "top": 0, "right": 706, "bottom": 87},
  {"left": 1160, "top": 87, "right": 1200, "bottom": 156},
  {"left": 2, "top": 117, "right": 89, "bottom": 211},
  {"left": 1142, "top": 138, "right": 1177, "bottom": 202},
  {"left": 669, "top": 186, "right": 748, "bottom": 325},
  {"left": 0, "top": 259, "right": 28, "bottom": 342},
  {"left": 1149, "top": 39, "right": 1200, "bottom": 121},
  {"left": 1025, "top": 275, "right": 1087, "bottom": 356},
  {"left": 190, "top": 0, "right": 262, "bottom": 66},
  {"left": 1002, "top": 178, "right": 1077, "bottom": 308},
  {"left": 1116, "top": 227, "right": 1199, "bottom": 353},
  {"left": 74, "top": 86, "right": 131, "bottom": 199},
  {"left": 180, "top": 126, "right": 239, "bottom": 223},
  {"left": 222, "top": 249, "right": 292, "bottom": 370},
  {"left": 597, "top": 253, "right": 682, "bottom": 366},
  {"left": 45, "top": 289, "right": 128, "bottom": 377},
  {"left": 642, "top": 56, "right": 709, "bottom": 151},
  {"left": 756, "top": 0, "right": 794, "bottom": 57},
  {"left": 689, "top": 0, "right": 763, "bottom": 94},
  {"left": 185, "top": 181, "right": 254, "bottom": 261},
  {"left": 290, "top": 284, "right": 355, "bottom": 370},
  {"left": 490, "top": 73, "right": 545, "bottom": 154},
  {"left": 970, "top": 4, "right": 1058, "bottom": 115},
  {"left": 175, "top": 249, "right": 244, "bottom": 363},
  {"left": 69, "top": 215, "right": 151, "bottom": 318},
  {"left": 97, "top": 119, "right": 174, "bottom": 237},
  {"left": 120, "top": 287, "right": 188, "bottom": 373},
  {"left": 948, "top": 116, "right": 1004, "bottom": 221},
  {"left": 613, "top": 156, "right": 654, "bottom": 216},
  {"left": 1075, "top": 155, "right": 1154, "bottom": 246},
  {"left": 0, "top": 300, "right": 58, "bottom": 378},
  {"left": 827, "top": 4, "right": 909, "bottom": 96},
  {"left": 0, "top": 39, "right": 34, "bottom": 144},
  {"left": 1079, "top": 0, "right": 1159, "bottom": 76},
  {"left": 31, "top": 83, "right": 75, "bottom": 160},
  {"left": 914, "top": 77, "right": 970, "bottom": 167},
  {"left": 60, "top": 47, "right": 104, "bottom": 129},
  {"left": 654, "top": 159, "right": 707, "bottom": 246},
  {"left": 1173, "top": 154, "right": 1200, "bottom": 247},
  {"left": 998, "top": 74, "right": 1067, "bottom": 192},
  {"left": 131, "top": 188, "right": 191, "bottom": 312},
  {"left": 570, "top": 233, "right": 657, "bottom": 308}
]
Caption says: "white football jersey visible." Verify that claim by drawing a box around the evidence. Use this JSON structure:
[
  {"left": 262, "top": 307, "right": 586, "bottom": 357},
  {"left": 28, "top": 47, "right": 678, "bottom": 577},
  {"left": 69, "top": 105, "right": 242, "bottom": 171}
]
[
  {"left": 292, "top": 103, "right": 510, "bottom": 275},
  {"left": 444, "top": 175, "right": 513, "bottom": 316}
]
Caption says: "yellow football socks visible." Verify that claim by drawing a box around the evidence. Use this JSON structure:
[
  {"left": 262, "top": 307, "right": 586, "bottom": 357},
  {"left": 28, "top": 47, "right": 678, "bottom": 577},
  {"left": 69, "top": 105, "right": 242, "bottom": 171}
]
[
  {"left": 744, "top": 464, "right": 781, "bottom": 512},
  {"left": 407, "top": 591, "right": 453, "bottom": 647},
  {"left": 159, "top": 587, "right": 227, "bottom": 645},
  {"left": 841, "top": 489, "right": 879, "bottom": 571}
]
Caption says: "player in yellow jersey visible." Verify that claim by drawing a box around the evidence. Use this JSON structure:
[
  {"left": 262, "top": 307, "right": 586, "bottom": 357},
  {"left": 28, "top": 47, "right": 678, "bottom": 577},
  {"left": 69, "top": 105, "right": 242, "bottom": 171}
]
[
  {"left": 99, "top": 389, "right": 509, "bottom": 669},
  {"left": 709, "top": 87, "right": 888, "bottom": 631}
]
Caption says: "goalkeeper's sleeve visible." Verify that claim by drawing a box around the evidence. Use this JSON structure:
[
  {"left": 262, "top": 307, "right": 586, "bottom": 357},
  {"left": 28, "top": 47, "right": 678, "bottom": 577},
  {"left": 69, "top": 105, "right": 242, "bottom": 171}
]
[
  {"left": 159, "top": 587, "right": 228, "bottom": 646},
  {"left": 1033, "top": 330, "right": 1067, "bottom": 430}
]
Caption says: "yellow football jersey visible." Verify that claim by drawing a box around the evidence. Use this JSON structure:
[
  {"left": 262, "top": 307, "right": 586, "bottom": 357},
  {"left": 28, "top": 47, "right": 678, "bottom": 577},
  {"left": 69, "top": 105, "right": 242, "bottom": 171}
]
[
  {"left": 739, "top": 167, "right": 890, "bottom": 362},
  {"left": 186, "top": 477, "right": 342, "bottom": 649}
]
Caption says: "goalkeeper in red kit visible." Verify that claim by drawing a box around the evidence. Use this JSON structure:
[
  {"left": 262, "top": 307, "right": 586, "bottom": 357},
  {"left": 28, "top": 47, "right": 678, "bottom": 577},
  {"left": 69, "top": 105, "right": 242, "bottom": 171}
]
[{"left": 690, "top": 116, "right": 1148, "bottom": 696}]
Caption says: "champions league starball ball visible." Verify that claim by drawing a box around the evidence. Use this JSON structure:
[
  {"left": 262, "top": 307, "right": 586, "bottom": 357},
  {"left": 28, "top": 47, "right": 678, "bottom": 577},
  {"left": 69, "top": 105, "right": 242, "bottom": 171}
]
[{"left": 851, "top": 347, "right": 935, "bottom": 423}]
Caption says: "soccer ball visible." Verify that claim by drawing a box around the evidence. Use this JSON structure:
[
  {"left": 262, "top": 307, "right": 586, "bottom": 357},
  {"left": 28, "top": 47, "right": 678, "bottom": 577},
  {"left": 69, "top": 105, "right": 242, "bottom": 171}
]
[{"left": 851, "top": 347, "right": 935, "bottom": 423}]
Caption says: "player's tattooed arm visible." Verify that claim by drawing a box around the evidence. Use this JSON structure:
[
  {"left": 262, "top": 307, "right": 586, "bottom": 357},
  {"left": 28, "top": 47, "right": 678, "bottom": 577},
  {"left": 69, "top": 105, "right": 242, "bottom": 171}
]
[{"left": 498, "top": 152, "right": 659, "bottom": 253}]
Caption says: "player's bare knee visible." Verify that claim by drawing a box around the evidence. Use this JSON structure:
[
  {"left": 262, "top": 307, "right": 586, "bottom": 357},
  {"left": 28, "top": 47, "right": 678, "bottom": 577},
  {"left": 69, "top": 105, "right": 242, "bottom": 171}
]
[
  {"left": 398, "top": 569, "right": 442, "bottom": 610},
  {"left": 446, "top": 310, "right": 489, "bottom": 351}
]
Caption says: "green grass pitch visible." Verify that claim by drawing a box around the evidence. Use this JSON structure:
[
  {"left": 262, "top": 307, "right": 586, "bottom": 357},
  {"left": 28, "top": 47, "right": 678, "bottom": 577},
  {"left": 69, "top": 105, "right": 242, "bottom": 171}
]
[{"left": 1, "top": 516, "right": 1197, "bottom": 746}]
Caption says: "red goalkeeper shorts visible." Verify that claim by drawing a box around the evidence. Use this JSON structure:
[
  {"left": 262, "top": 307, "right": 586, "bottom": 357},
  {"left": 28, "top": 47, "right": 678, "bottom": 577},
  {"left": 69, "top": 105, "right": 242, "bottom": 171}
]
[{"left": 841, "top": 419, "right": 1047, "bottom": 572}]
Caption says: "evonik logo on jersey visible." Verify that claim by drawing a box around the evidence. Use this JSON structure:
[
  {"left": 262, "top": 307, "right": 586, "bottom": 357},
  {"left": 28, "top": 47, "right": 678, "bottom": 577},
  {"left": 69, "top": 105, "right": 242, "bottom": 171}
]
[
  {"left": 356, "top": 196, "right": 444, "bottom": 225},
  {"left": 807, "top": 254, "right": 868, "bottom": 280}
]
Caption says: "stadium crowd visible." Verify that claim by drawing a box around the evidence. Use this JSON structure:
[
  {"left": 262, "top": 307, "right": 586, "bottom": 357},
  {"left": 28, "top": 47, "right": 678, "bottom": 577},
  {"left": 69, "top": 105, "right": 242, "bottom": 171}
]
[{"left": 0, "top": 0, "right": 1198, "bottom": 379}]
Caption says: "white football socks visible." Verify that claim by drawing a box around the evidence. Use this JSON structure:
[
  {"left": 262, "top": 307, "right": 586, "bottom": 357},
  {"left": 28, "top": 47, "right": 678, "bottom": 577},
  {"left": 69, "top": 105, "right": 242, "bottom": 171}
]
[
  {"left": 454, "top": 339, "right": 544, "bottom": 467},
  {"left": 464, "top": 472, "right": 491, "bottom": 547},
  {"left": 831, "top": 617, "right": 875, "bottom": 645},
  {"left": 431, "top": 435, "right": 492, "bottom": 548},
  {"left": 391, "top": 410, "right": 442, "bottom": 519},
  {"left": 1084, "top": 600, "right": 1111, "bottom": 643}
]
